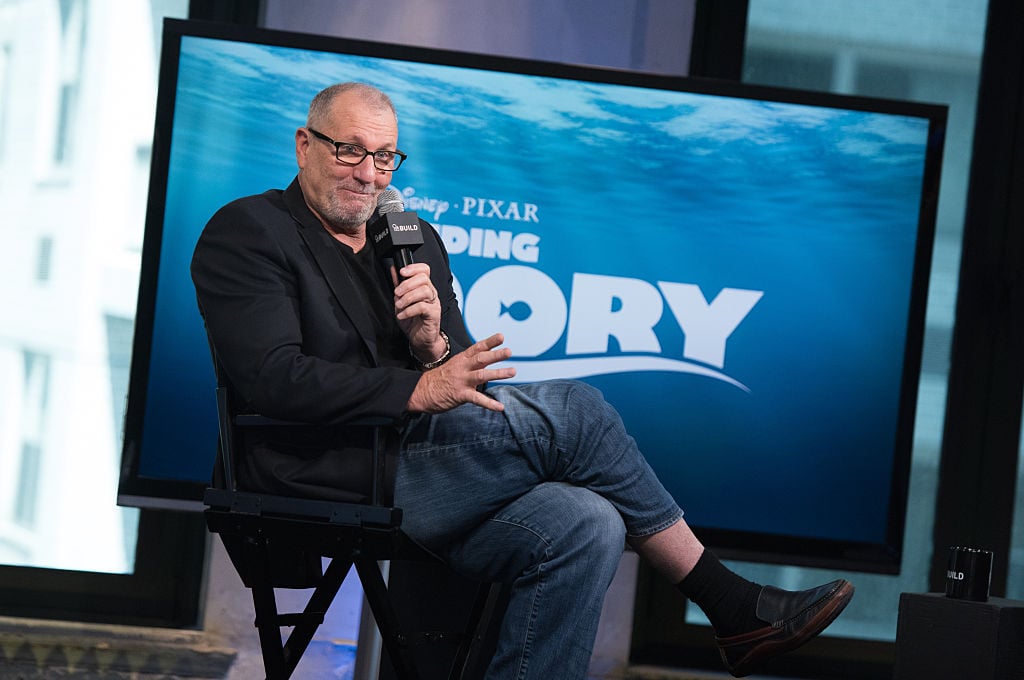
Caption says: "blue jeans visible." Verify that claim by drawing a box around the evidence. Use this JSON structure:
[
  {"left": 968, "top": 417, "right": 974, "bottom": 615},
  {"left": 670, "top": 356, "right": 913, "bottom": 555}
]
[{"left": 394, "top": 380, "right": 684, "bottom": 680}]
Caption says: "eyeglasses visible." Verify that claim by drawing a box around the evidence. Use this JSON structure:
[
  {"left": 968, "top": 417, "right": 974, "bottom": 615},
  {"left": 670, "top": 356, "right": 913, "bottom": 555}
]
[{"left": 307, "top": 127, "right": 407, "bottom": 171}]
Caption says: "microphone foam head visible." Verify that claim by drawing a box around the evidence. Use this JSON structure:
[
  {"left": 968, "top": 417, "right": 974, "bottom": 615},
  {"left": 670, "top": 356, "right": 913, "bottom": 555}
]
[{"left": 377, "top": 188, "right": 405, "bottom": 215}]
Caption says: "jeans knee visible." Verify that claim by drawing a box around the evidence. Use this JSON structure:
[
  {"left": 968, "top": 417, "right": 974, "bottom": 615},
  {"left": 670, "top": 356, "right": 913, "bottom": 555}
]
[
  {"left": 499, "top": 482, "right": 625, "bottom": 575},
  {"left": 564, "top": 380, "right": 607, "bottom": 414},
  {"left": 555, "top": 485, "right": 627, "bottom": 570}
]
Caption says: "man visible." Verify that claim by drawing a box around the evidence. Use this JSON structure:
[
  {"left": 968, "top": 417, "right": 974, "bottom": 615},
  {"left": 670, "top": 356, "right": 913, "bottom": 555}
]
[{"left": 191, "top": 82, "right": 853, "bottom": 679}]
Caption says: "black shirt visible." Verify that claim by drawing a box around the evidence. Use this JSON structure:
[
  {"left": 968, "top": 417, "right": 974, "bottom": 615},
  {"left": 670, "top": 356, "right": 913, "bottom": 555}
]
[{"left": 334, "top": 239, "right": 412, "bottom": 370}]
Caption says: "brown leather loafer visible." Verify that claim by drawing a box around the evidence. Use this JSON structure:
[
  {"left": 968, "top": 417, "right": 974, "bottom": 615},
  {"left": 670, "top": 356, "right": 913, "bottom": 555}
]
[{"left": 715, "top": 578, "right": 854, "bottom": 677}]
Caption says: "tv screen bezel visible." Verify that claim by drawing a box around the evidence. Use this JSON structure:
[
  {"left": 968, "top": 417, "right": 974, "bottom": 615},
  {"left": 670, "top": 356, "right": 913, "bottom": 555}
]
[{"left": 118, "top": 17, "right": 946, "bottom": 574}]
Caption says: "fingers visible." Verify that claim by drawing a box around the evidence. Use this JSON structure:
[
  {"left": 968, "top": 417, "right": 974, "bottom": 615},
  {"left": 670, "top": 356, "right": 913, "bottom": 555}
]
[
  {"left": 394, "top": 264, "right": 439, "bottom": 321},
  {"left": 393, "top": 263, "right": 433, "bottom": 298},
  {"left": 455, "top": 336, "right": 517, "bottom": 393},
  {"left": 461, "top": 336, "right": 514, "bottom": 375},
  {"left": 469, "top": 333, "right": 506, "bottom": 354},
  {"left": 449, "top": 364, "right": 516, "bottom": 413},
  {"left": 468, "top": 392, "right": 506, "bottom": 412}
]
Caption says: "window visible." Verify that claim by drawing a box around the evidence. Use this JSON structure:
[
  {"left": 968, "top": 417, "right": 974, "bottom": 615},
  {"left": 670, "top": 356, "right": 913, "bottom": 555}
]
[
  {"left": 35, "top": 236, "right": 53, "bottom": 283},
  {"left": 0, "top": 0, "right": 200, "bottom": 628},
  {"left": 716, "top": 0, "right": 989, "bottom": 643},
  {"left": 53, "top": 0, "right": 86, "bottom": 166},
  {"left": 13, "top": 351, "right": 50, "bottom": 530},
  {"left": 0, "top": 43, "right": 10, "bottom": 159},
  {"left": 1012, "top": 423, "right": 1024, "bottom": 597}
]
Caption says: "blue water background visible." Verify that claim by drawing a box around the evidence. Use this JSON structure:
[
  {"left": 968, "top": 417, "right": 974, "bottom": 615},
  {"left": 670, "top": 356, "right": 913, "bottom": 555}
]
[{"left": 142, "top": 37, "right": 930, "bottom": 545}]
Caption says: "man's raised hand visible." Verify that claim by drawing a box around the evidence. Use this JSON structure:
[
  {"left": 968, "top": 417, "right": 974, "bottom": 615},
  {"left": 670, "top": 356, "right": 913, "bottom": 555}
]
[{"left": 407, "top": 333, "right": 516, "bottom": 413}]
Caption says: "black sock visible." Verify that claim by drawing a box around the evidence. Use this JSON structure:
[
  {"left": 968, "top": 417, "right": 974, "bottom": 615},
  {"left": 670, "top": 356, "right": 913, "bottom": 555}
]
[{"left": 676, "top": 550, "right": 764, "bottom": 637}]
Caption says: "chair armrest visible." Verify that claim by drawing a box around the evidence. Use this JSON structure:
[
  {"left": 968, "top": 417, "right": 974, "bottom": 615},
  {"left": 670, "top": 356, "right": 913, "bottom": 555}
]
[
  {"left": 203, "top": 487, "right": 402, "bottom": 528},
  {"left": 234, "top": 413, "right": 395, "bottom": 428}
]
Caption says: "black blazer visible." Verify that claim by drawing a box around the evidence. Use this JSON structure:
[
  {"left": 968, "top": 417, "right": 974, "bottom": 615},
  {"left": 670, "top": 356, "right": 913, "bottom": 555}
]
[{"left": 191, "top": 178, "right": 472, "bottom": 501}]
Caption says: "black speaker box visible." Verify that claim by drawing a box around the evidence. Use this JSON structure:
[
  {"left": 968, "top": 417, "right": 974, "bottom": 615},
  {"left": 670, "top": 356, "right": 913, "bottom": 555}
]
[{"left": 894, "top": 592, "right": 1024, "bottom": 679}]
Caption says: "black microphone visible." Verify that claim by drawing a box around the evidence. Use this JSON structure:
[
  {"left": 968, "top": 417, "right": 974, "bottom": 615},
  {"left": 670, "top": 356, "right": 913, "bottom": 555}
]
[{"left": 369, "top": 188, "right": 423, "bottom": 278}]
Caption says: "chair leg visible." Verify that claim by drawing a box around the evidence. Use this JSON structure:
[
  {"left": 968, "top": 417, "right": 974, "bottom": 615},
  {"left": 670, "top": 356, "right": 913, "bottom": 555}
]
[
  {"left": 250, "top": 560, "right": 288, "bottom": 679},
  {"left": 249, "top": 545, "right": 352, "bottom": 680},
  {"left": 355, "top": 556, "right": 422, "bottom": 680},
  {"left": 448, "top": 582, "right": 506, "bottom": 680},
  {"left": 276, "top": 556, "right": 352, "bottom": 677}
]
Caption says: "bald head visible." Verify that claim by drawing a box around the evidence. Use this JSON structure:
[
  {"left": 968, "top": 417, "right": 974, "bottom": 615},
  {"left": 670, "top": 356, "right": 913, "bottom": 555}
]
[{"left": 307, "top": 82, "right": 397, "bottom": 129}]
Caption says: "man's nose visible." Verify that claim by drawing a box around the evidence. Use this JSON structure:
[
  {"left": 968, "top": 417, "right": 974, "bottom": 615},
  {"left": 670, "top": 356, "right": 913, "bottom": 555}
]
[{"left": 352, "top": 155, "right": 379, "bottom": 182}]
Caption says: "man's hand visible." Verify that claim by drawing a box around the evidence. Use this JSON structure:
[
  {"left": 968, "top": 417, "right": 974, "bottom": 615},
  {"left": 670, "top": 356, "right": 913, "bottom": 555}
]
[
  {"left": 392, "top": 262, "right": 445, "bottom": 363},
  {"left": 407, "top": 333, "right": 517, "bottom": 413}
]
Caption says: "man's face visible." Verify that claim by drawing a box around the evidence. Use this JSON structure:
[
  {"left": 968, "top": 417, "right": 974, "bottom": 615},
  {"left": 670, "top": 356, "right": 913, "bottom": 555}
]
[{"left": 296, "top": 91, "right": 397, "bottom": 235}]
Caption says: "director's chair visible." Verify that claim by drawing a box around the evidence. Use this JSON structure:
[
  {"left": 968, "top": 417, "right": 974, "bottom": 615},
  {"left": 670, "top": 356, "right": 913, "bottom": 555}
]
[{"left": 202, "top": 351, "right": 501, "bottom": 680}]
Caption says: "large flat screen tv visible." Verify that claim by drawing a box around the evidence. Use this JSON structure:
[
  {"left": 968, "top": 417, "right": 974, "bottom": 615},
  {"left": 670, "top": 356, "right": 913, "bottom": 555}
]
[{"left": 118, "top": 18, "right": 945, "bottom": 573}]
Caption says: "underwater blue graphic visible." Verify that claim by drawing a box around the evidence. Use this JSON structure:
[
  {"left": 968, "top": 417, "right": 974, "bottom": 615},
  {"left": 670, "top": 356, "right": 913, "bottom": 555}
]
[{"left": 138, "top": 35, "right": 935, "bottom": 547}]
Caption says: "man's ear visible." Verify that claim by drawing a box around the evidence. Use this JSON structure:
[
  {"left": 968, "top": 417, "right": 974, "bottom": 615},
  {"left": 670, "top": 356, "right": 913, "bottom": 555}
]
[{"left": 295, "top": 127, "right": 310, "bottom": 169}]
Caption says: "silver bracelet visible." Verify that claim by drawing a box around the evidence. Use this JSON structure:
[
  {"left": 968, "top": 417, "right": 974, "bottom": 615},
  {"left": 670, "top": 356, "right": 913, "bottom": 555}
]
[{"left": 415, "top": 329, "right": 451, "bottom": 370}]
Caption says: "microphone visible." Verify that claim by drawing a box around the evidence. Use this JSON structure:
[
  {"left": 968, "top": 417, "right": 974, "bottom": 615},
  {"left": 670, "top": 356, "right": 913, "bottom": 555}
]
[
  {"left": 369, "top": 188, "right": 423, "bottom": 277},
  {"left": 376, "top": 187, "right": 405, "bottom": 215}
]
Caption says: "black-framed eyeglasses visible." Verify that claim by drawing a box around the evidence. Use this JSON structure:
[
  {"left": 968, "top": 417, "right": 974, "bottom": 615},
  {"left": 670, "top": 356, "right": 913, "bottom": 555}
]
[{"left": 307, "top": 127, "right": 407, "bottom": 171}]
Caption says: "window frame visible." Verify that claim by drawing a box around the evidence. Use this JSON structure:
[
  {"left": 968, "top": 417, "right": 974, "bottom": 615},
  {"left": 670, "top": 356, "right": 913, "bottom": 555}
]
[
  {"left": 0, "top": 510, "right": 206, "bottom": 628},
  {"left": 631, "top": 0, "right": 1024, "bottom": 677}
]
